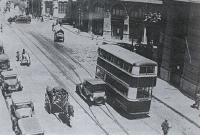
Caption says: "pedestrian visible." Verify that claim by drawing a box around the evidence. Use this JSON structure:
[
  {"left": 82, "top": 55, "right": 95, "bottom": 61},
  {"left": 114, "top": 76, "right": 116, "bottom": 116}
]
[
  {"left": 195, "top": 92, "right": 200, "bottom": 110},
  {"left": 52, "top": 23, "right": 55, "bottom": 31},
  {"left": 0, "top": 24, "right": 3, "bottom": 32},
  {"left": 161, "top": 119, "right": 171, "bottom": 135},
  {"left": 16, "top": 51, "right": 20, "bottom": 61},
  {"left": 22, "top": 49, "right": 26, "bottom": 60}
]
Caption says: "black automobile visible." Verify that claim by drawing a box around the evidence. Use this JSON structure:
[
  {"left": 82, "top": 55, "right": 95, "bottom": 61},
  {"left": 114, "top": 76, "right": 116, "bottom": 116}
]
[
  {"left": 76, "top": 79, "right": 107, "bottom": 106},
  {"left": 15, "top": 15, "right": 31, "bottom": 24},
  {"left": 54, "top": 29, "right": 64, "bottom": 42}
]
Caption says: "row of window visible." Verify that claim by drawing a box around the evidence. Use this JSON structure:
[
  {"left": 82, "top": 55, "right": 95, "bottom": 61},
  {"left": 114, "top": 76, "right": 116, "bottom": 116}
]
[
  {"left": 98, "top": 48, "right": 132, "bottom": 73},
  {"left": 130, "top": 9, "right": 144, "bottom": 18},
  {"left": 112, "top": 8, "right": 125, "bottom": 17},
  {"left": 58, "top": 2, "right": 67, "bottom": 14},
  {"left": 140, "top": 66, "right": 155, "bottom": 74},
  {"left": 94, "top": 7, "right": 104, "bottom": 15},
  {"left": 105, "top": 73, "right": 128, "bottom": 97},
  {"left": 96, "top": 66, "right": 153, "bottom": 99}
]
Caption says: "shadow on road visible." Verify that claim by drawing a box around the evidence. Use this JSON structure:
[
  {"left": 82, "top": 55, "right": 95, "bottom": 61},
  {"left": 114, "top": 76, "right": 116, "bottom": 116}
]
[{"left": 106, "top": 100, "right": 150, "bottom": 120}]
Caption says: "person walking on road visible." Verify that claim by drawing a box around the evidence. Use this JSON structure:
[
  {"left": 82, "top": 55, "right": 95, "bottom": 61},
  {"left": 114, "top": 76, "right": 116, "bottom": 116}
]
[
  {"left": 195, "top": 92, "right": 200, "bottom": 110},
  {"left": 161, "top": 119, "right": 171, "bottom": 135},
  {"left": 52, "top": 23, "right": 55, "bottom": 31},
  {"left": 0, "top": 24, "right": 3, "bottom": 32}
]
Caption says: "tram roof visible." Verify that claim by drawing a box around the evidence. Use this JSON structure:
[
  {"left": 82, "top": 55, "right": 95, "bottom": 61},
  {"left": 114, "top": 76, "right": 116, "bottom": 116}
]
[
  {"left": 121, "top": 0, "right": 163, "bottom": 4},
  {"left": 99, "top": 45, "right": 157, "bottom": 66},
  {"left": 174, "top": 0, "right": 200, "bottom": 3}
]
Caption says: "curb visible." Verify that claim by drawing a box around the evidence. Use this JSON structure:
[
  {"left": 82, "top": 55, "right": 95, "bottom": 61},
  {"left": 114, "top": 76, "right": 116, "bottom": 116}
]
[{"left": 152, "top": 95, "right": 200, "bottom": 129}]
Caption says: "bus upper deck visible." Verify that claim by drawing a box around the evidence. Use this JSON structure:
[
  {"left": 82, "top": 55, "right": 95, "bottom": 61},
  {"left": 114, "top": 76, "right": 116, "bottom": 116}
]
[{"left": 98, "top": 45, "right": 157, "bottom": 76}]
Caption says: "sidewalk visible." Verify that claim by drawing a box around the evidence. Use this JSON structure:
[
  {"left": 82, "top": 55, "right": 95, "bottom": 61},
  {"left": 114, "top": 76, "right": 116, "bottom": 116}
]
[
  {"left": 61, "top": 23, "right": 200, "bottom": 129},
  {"left": 154, "top": 79, "right": 200, "bottom": 128},
  {"left": 61, "top": 24, "right": 134, "bottom": 45}
]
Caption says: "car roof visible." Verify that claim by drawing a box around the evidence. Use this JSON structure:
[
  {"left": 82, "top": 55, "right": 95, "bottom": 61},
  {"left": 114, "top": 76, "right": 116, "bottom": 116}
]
[
  {"left": 11, "top": 92, "right": 32, "bottom": 104},
  {"left": 18, "top": 117, "right": 44, "bottom": 134},
  {"left": 0, "top": 54, "right": 9, "bottom": 62},
  {"left": 1, "top": 70, "right": 17, "bottom": 77},
  {"left": 85, "top": 79, "right": 106, "bottom": 85}
]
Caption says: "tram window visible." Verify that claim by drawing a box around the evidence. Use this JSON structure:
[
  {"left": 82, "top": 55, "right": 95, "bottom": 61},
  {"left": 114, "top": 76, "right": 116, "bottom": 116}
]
[
  {"left": 136, "top": 87, "right": 152, "bottom": 99},
  {"left": 105, "top": 75, "right": 128, "bottom": 96},
  {"left": 107, "top": 54, "right": 111, "bottom": 61},
  {"left": 140, "top": 66, "right": 155, "bottom": 74},
  {"left": 111, "top": 56, "right": 114, "bottom": 63},
  {"left": 132, "top": 67, "right": 140, "bottom": 75}
]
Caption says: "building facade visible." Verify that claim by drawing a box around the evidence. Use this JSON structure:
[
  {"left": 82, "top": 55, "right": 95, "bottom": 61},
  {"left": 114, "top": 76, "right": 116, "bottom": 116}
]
[
  {"left": 67, "top": 0, "right": 163, "bottom": 42},
  {"left": 160, "top": 0, "right": 200, "bottom": 98},
  {"left": 27, "top": 0, "right": 42, "bottom": 17},
  {"left": 42, "top": 0, "right": 68, "bottom": 22}
]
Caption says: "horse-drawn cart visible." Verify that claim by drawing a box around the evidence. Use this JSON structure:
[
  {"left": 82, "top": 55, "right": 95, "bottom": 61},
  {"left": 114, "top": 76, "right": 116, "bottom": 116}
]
[{"left": 45, "top": 86, "right": 74, "bottom": 126}]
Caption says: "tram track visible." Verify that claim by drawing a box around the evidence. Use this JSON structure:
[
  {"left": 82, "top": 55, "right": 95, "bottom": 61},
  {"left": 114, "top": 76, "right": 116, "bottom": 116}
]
[
  {"left": 10, "top": 25, "right": 130, "bottom": 135},
  {"left": 32, "top": 27, "right": 198, "bottom": 134},
  {"left": 13, "top": 24, "right": 169, "bottom": 135},
  {"left": 9, "top": 26, "right": 109, "bottom": 134},
  {"left": 40, "top": 35, "right": 94, "bottom": 78},
  {"left": 29, "top": 30, "right": 132, "bottom": 135},
  {"left": 4, "top": 22, "right": 200, "bottom": 135},
  {"left": 29, "top": 29, "right": 134, "bottom": 135}
]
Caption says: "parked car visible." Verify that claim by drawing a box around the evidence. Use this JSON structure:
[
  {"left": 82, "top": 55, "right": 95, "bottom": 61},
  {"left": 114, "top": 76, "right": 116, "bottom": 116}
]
[
  {"left": 76, "top": 79, "right": 107, "bottom": 105},
  {"left": 16, "top": 117, "right": 44, "bottom": 135},
  {"left": 0, "top": 43, "right": 5, "bottom": 54},
  {"left": 7, "top": 16, "right": 17, "bottom": 23},
  {"left": 10, "top": 94, "right": 34, "bottom": 133},
  {"left": 45, "top": 86, "right": 74, "bottom": 126},
  {"left": 15, "top": 15, "right": 31, "bottom": 24},
  {"left": 1, "top": 70, "right": 23, "bottom": 98},
  {"left": 0, "top": 54, "right": 10, "bottom": 70},
  {"left": 54, "top": 29, "right": 64, "bottom": 42}
]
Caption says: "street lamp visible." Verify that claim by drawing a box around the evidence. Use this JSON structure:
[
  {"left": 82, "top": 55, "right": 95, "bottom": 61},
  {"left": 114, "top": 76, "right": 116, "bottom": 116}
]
[{"left": 78, "top": 7, "right": 80, "bottom": 33}]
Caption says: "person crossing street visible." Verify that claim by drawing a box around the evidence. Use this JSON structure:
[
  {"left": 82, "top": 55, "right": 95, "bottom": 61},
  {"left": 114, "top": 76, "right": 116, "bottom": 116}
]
[{"left": 161, "top": 119, "right": 171, "bottom": 135}]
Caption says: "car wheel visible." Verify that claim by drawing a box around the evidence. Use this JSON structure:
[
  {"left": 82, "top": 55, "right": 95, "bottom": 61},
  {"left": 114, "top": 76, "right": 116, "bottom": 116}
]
[{"left": 45, "top": 97, "right": 50, "bottom": 114}]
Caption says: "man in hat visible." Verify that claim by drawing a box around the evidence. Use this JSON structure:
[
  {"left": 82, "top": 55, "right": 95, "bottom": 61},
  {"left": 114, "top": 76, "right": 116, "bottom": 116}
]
[{"left": 161, "top": 119, "right": 171, "bottom": 135}]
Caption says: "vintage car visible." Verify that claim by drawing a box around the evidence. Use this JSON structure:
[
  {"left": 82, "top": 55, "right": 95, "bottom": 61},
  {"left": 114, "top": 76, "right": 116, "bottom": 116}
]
[
  {"left": 16, "top": 117, "right": 44, "bottom": 135},
  {"left": 1, "top": 71, "right": 23, "bottom": 98},
  {"left": 7, "top": 16, "right": 17, "bottom": 23},
  {"left": 76, "top": 79, "right": 107, "bottom": 105},
  {"left": 10, "top": 93, "right": 35, "bottom": 132},
  {"left": 15, "top": 15, "right": 31, "bottom": 24},
  {"left": 45, "top": 86, "right": 74, "bottom": 126},
  {"left": 20, "top": 53, "right": 31, "bottom": 66},
  {"left": 0, "top": 54, "right": 10, "bottom": 70},
  {"left": 0, "top": 44, "right": 4, "bottom": 54},
  {"left": 54, "top": 29, "right": 64, "bottom": 42}
]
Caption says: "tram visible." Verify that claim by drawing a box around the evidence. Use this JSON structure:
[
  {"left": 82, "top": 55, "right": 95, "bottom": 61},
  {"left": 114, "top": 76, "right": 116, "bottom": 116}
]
[{"left": 95, "top": 45, "right": 157, "bottom": 114}]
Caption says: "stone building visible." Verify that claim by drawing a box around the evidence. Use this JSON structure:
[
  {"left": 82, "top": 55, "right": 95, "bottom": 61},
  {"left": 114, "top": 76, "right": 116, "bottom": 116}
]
[
  {"left": 41, "top": 0, "right": 68, "bottom": 22},
  {"left": 160, "top": 0, "right": 200, "bottom": 98},
  {"left": 27, "top": 0, "right": 42, "bottom": 17},
  {"left": 68, "top": 0, "right": 163, "bottom": 41}
]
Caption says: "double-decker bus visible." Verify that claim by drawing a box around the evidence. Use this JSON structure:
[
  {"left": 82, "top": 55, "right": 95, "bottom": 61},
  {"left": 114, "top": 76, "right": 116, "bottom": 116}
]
[{"left": 96, "top": 45, "right": 157, "bottom": 114}]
